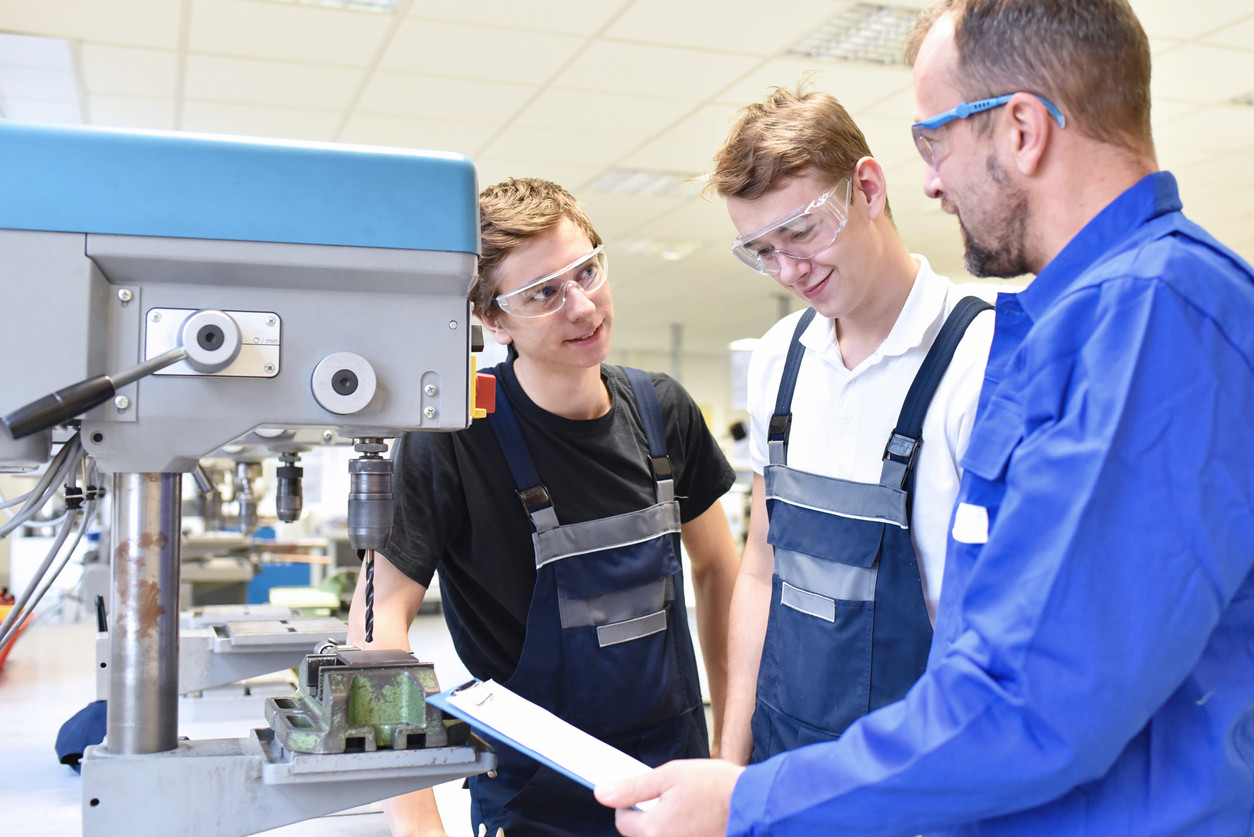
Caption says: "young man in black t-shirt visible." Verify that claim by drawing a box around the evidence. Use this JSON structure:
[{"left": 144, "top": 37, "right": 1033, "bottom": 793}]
[{"left": 347, "top": 177, "right": 739, "bottom": 837}]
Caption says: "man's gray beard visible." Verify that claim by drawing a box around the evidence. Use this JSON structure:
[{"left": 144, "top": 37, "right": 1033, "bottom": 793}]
[{"left": 961, "top": 154, "right": 1033, "bottom": 279}]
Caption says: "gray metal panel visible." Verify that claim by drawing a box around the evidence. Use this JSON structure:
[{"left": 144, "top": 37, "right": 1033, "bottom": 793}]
[
  {"left": 781, "top": 581, "right": 836, "bottom": 622},
  {"left": 597, "top": 610, "right": 668, "bottom": 647},
  {"left": 776, "top": 547, "right": 879, "bottom": 603},
  {"left": 766, "top": 466, "right": 909, "bottom": 528},
  {"left": 534, "top": 501, "right": 680, "bottom": 566},
  {"left": 557, "top": 577, "right": 673, "bottom": 629},
  {"left": 80, "top": 732, "right": 495, "bottom": 837},
  {"left": 1, "top": 230, "right": 478, "bottom": 473},
  {"left": 221, "top": 618, "right": 349, "bottom": 648}
]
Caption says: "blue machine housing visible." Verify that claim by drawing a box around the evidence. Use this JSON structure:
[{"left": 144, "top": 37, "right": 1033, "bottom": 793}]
[{"left": 0, "top": 120, "right": 479, "bottom": 255}]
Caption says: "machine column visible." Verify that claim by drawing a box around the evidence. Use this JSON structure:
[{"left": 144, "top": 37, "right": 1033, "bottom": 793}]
[{"left": 107, "top": 472, "right": 182, "bottom": 754}]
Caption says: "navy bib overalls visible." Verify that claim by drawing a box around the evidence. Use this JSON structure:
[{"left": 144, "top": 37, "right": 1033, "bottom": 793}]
[
  {"left": 469, "top": 366, "right": 708, "bottom": 836},
  {"left": 752, "top": 299, "right": 989, "bottom": 760}
]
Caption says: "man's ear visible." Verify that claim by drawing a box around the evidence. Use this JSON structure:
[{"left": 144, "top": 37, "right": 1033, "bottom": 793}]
[
  {"left": 1005, "top": 93, "right": 1052, "bottom": 176},
  {"left": 479, "top": 311, "right": 513, "bottom": 347},
  {"left": 853, "top": 156, "right": 889, "bottom": 220}
]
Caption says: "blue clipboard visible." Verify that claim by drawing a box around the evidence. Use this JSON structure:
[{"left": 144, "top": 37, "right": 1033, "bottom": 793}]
[{"left": 428, "top": 679, "right": 657, "bottom": 809}]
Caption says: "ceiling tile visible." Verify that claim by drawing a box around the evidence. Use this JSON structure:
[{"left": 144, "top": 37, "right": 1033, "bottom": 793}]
[
  {"left": 0, "top": 0, "right": 181, "bottom": 49},
  {"left": 1152, "top": 102, "right": 1254, "bottom": 154},
  {"left": 180, "top": 100, "right": 341, "bottom": 140},
  {"left": 552, "top": 40, "right": 759, "bottom": 100},
  {"left": 1174, "top": 149, "right": 1254, "bottom": 190},
  {"left": 380, "top": 19, "right": 584, "bottom": 86},
  {"left": 578, "top": 192, "right": 697, "bottom": 239},
  {"left": 714, "top": 57, "right": 913, "bottom": 113},
  {"left": 856, "top": 112, "right": 923, "bottom": 170},
  {"left": 1132, "top": 0, "right": 1251, "bottom": 41},
  {"left": 1151, "top": 43, "right": 1254, "bottom": 104},
  {"left": 81, "top": 45, "right": 178, "bottom": 98},
  {"left": 1, "top": 97, "right": 81, "bottom": 122},
  {"left": 185, "top": 54, "right": 362, "bottom": 109},
  {"left": 87, "top": 93, "right": 176, "bottom": 129},
  {"left": 603, "top": 0, "right": 850, "bottom": 56},
  {"left": 473, "top": 157, "right": 605, "bottom": 194},
  {"left": 0, "top": 0, "right": 1251, "bottom": 382},
  {"left": 189, "top": 0, "right": 392, "bottom": 65},
  {"left": 0, "top": 64, "right": 72, "bottom": 99},
  {"left": 479, "top": 123, "right": 642, "bottom": 168},
  {"left": 338, "top": 112, "right": 497, "bottom": 155},
  {"left": 619, "top": 136, "right": 716, "bottom": 173},
  {"left": 1199, "top": 13, "right": 1254, "bottom": 54},
  {"left": 1157, "top": 145, "right": 1222, "bottom": 173},
  {"left": 513, "top": 88, "right": 695, "bottom": 138},
  {"left": 356, "top": 71, "right": 535, "bottom": 122},
  {"left": 662, "top": 103, "right": 739, "bottom": 147},
  {"left": 405, "top": 1, "right": 619, "bottom": 37}
]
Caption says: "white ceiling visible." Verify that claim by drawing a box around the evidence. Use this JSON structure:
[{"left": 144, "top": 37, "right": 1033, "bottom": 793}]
[{"left": 1, "top": 0, "right": 1252, "bottom": 357}]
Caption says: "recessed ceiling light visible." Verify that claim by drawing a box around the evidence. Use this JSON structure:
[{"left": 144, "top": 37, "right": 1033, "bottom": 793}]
[
  {"left": 587, "top": 168, "right": 701, "bottom": 198},
  {"left": 787, "top": 3, "right": 921, "bottom": 66}
]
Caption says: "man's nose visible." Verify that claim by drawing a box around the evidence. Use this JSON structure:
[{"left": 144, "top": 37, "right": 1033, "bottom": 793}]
[
  {"left": 562, "top": 281, "right": 596, "bottom": 318},
  {"left": 922, "top": 165, "right": 944, "bottom": 201},
  {"left": 774, "top": 253, "right": 811, "bottom": 286}
]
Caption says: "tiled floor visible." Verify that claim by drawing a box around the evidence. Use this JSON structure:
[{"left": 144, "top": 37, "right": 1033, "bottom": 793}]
[{"left": 0, "top": 609, "right": 476, "bottom": 836}]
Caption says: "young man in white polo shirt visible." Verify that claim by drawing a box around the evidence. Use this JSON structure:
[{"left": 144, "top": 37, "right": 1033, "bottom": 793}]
[{"left": 709, "top": 85, "right": 994, "bottom": 765}]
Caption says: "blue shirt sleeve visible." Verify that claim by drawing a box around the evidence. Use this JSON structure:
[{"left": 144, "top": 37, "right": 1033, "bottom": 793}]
[{"left": 728, "top": 269, "right": 1254, "bottom": 834}]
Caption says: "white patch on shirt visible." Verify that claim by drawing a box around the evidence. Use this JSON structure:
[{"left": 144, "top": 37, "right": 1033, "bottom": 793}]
[{"left": 952, "top": 502, "right": 990, "bottom": 545}]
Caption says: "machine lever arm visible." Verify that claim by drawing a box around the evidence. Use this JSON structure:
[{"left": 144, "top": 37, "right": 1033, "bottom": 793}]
[{"left": 1, "top": 346, "right": 188, "bottom": 440}]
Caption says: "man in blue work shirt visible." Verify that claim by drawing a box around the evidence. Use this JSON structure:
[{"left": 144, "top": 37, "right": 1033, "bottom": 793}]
[{"left": 595, "top": 0, "right": 1254, "bottom": 834}]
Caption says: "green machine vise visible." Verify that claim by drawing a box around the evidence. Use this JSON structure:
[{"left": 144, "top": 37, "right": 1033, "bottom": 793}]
[{"left": 265, "top": 646, "right": 469, "bottom": 754}]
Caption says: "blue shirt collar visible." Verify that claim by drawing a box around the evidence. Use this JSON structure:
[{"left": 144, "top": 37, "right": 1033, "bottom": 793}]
[{"left": 1017, "top": 171, "right": 1182, "bottom": 321}]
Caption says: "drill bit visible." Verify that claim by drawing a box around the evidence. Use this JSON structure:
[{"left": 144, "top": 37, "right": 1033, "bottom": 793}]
[{"left": 359, "top": 548, "right": 375, "bottom": 643}]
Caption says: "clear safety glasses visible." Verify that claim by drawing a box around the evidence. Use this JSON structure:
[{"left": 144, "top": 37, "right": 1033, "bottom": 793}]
[
  {"left": 911, "top": 93, "right": 1066, "bottom": 169},
  {"left": 730, "top": 179, "right": 852, "bottom": 275},
  {"left": 493, "top": 245, "right": 608, "bottom": 319}
]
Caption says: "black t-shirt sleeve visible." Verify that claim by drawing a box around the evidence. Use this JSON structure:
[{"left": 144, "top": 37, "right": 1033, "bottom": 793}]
[
  {"left": 379, "top": 430, "right": 462, "bottom": 588},
  {"left": 649, "top": 372, "right": 736, "bottom": 523}
]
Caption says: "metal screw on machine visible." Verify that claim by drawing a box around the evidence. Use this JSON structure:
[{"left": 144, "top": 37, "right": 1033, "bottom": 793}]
[
  {"left": 113, "top": 395, "right": 130, "bottom": 411},
  {"left": 117, "top": 288, "right": 133, "bottom": 303}
]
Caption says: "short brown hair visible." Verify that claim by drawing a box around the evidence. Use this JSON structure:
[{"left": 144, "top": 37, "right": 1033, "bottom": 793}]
[
  {"left": 470, "top": 178, "right": 602, "bottom": 321},
  {"left": 907, "top": 0, "right": 1153, "bottom": 154},
  {"left": 707, "top": 84, "right": 876, "bottom": 204}
]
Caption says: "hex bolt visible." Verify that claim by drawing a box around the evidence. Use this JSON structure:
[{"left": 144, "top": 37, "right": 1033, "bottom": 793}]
[{"left": 114, "top": 395, "right": 130, "bottom": 411}]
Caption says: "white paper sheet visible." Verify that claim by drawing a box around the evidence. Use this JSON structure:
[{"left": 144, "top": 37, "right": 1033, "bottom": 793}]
[{"left": 430, "top": 679, "right": 655, "bottom": 794}]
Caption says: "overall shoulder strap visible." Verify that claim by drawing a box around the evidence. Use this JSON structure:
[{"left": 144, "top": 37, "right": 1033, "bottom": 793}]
[
  {"left": 768, "top": 308, "right": 817, "bottom": 466},
  {"left": 880, "top": 295, "right": 992, "bottom": 489},
  {"left": 485, "top": 371, "right": 560, "bottom": 532},
  {"left": 620, "top": 366, "right": 675, "bottom": 503}
]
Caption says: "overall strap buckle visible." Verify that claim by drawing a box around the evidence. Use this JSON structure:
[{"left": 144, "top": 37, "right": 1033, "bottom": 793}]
[{"left": 880, "top": 431, "right": 920, "bottom": 490}]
